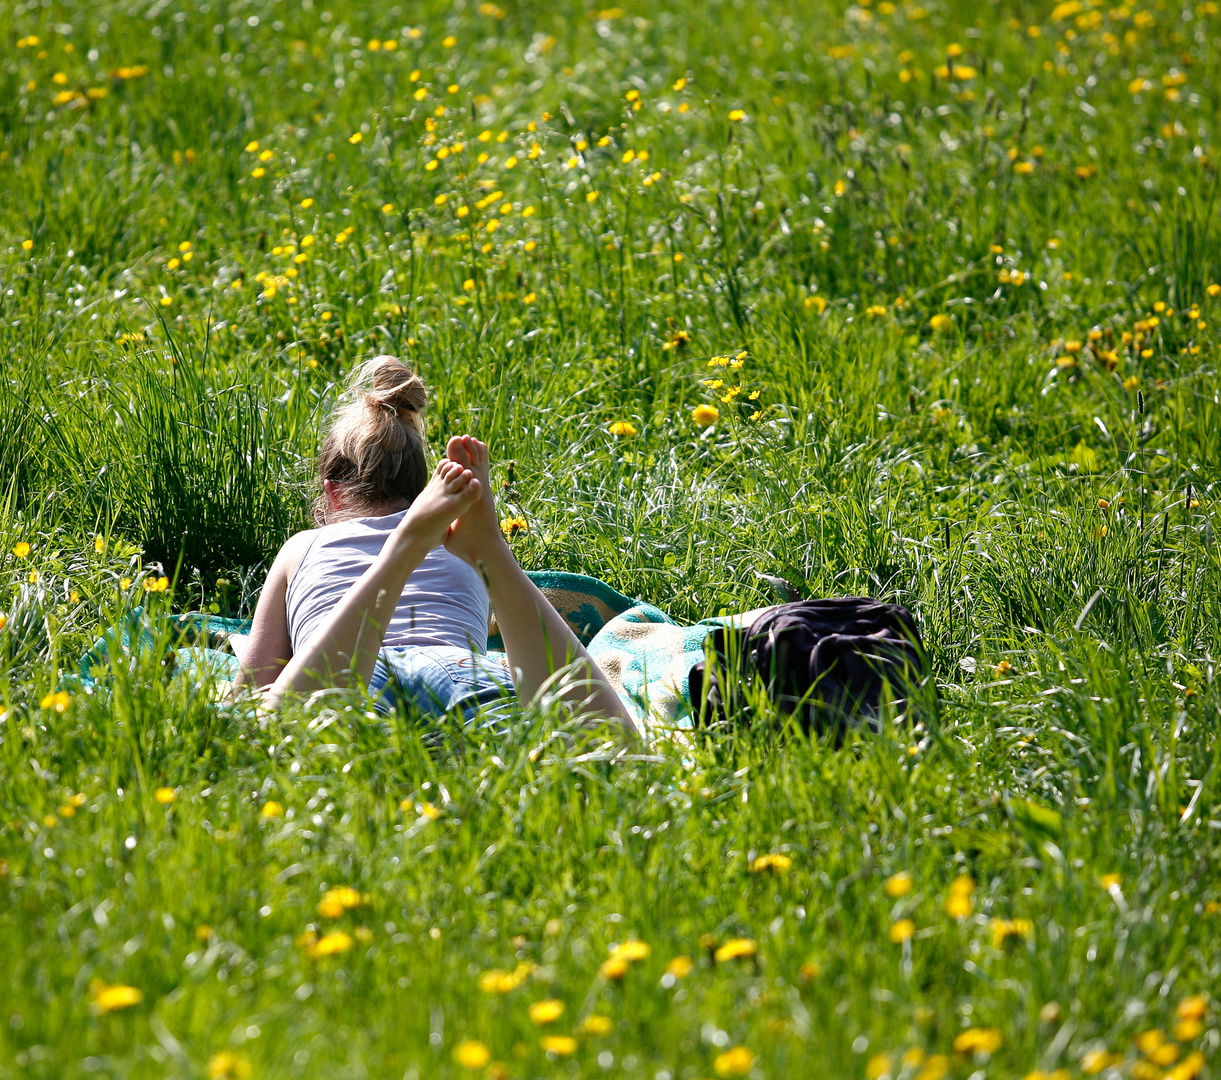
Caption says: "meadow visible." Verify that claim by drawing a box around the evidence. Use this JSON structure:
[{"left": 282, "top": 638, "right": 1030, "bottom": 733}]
[{"left": 1, "top": 0, "right": 1220, "bottom": 1076}]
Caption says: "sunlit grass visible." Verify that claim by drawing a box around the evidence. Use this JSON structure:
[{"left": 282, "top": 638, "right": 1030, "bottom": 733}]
[{"left": 1, "top": 0, "right": 1220, "bottom": 1076}]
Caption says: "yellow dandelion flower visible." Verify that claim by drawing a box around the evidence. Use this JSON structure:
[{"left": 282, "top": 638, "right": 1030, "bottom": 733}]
[
  {"left": 1175, "top": 995, "right": 1208, "bottom": 1021},
  {"left": 453, "top": 1041, "right": 490, "bottom": 1069},
  {"left": 541, "top": 1035, "right": 577, "bottom": 1056},
  {"left": 349, "top": 132, "right": 363, "bottom": 144},
  {"left": 154, "top": 787, "right": 177, "bottom": 805},
  {"left": 610, "top": 940, "right": 651, "bottom": 962},
  {"left": 317, "top": 886, "right": 363, "bottom": 919},
  {"left": 308, "top": 931, "right": 353, "bottom": 958},
  {"left": 40, "top": 691, "right": 71, "bottom": 713},
  {"left": 1149, "top": 1043, "right": 1182, "bottom": 1066},
  {"left": 582, "top": 1014, "right": 614, "bottom": 1036},
  {"left": 206, "top": 1050, "right": 252, "bottom": 1079},
  {"left": 944, "top": 880, "right": 973, "bottom": 914},
  {"left": 714, "top": 1046, "right": 755, "bottom": 1077},
  {"left": 608, "top": 420, "right": 638, "bottom": 437},
  {"left": 1081, "top": 1048, "right": 1120, "bottom": 1074},
  {"left": 22, "top": 239, "right": 34, "bottom": 251},
  {"left": 714, "top": 937, "right": 757, "bottom": 963},
  {"left": 1174, "top": 1018, "right": 1203, "bottom": 1041},
  {"left": 1099, "top": 873, "right": 1122, "bottom": 890},
  {"left": 528, "top": 999, "right": 565, "bottom": 1025},
  {"left": 600, "top": 955, "right": 629, "bottom": 979},
  {"left": 954, "top": 1028, "right": 1003, "bottom": 1055},
  {"left": 890, "top": 918, "right": 916, "bottom": 943},
  {"left": 91, "top": 982, "right": 143, "bottom": 1012},
  {"left": 750, "top": 853, "right": 792, "bottom": 873},
  {"left": 990, "top": 917, "right": 1034, "bottom": 948},
  {"left": 692, "top": 403, "right": 719, "bottom": 427},
  {"left": 885, "top": 871, "right": 913, "bottom": 897},
  {"left": 1133, "top": 1029, "right": 1162, "bottom": 1054},
  {"left": 12, "top": 542, "right": 31, "bottom": 557},
  {"left": 1168, "top": 1051, "right": 1206, "bottom": 1080},
  {"left": 665, "top": 955, "right": 693, "bottom": 978},
  {"left": 478, "top": 962, "right": 535, "bottom": 994},
  {"left": 261, "top": 800, "right": 284, "bottom": 818},
  {"left": 866, "top": 1053, "right": 892, "bottom": 1080},
  {"left": 728, "top": 109, "right": 746, "bottom": 121}
]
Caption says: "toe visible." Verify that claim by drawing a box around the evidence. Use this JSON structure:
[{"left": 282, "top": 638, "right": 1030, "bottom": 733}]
[
  {"left": 463, "top": 435, "right": 488, "bottom": 471},
  {"left": 447, "top": 436, "right": 474, "bottom": 468}
]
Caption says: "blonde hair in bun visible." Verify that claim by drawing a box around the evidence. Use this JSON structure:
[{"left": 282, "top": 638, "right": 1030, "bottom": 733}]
[{"left": 313, "top": 355, "right": 429, "bottom": 524}]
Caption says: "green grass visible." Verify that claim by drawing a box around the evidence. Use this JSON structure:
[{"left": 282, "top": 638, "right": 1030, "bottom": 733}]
[{"left": 2, "top": 0, "right": 1221, "bottom": 1077}]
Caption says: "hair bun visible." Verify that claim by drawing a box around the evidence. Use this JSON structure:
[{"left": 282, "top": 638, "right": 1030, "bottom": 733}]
[
  {"left": 355, "top": 354, "right": 428, "bottom": 421},
  {"left": 313, "top": 354, "right": 431, "bottom": 524}
]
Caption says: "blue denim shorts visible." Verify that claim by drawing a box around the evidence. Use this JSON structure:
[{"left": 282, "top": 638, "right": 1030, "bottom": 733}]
[{"left": 368, "top": 645, "right": 516, "bottom": 723}]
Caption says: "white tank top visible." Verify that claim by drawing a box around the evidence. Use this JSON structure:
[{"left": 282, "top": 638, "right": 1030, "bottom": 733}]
[{"left": 284, "top": 510, "right": 489, "bottom": 654}]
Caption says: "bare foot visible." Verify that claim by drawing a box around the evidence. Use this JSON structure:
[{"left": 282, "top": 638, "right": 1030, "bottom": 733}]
[
  {"left": 395, "top": 458, "right": 480, "bottom": 553},
  {"left": 443, "top": 435, "right": 506, "bottom": 567}
]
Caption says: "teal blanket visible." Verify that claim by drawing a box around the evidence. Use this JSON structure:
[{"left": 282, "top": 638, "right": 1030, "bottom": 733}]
[{"left": 78, "top": 572, "right": 741, "bottom": 734}]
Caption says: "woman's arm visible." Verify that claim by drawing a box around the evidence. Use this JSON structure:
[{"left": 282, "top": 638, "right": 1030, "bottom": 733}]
[
  {"left": 231, "top": 532, "right": 312, "bottom": 693},
  {"left": 262, "top": 527, "right": 431, "bottom": 706},
  {"left": 262, "top": 459, "right": 480, "bottom": 709}
]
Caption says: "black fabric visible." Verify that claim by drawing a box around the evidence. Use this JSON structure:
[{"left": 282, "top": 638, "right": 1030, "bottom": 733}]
[{"left": 689, "top": 597, "right": 928, "bottom": 738}]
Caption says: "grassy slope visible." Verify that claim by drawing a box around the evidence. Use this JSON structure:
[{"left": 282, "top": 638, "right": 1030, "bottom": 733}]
[{"left": 1, "top": 0, "right": 1220, "bottom": 1077}]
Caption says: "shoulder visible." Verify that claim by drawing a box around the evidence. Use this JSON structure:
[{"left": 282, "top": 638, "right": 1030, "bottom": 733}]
[{"left": 274, "top": 528, "right": 323, "bottom": 586}]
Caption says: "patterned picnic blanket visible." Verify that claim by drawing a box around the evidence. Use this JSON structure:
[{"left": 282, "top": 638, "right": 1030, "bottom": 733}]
[{"left": 77, "top": 572, "right": 742, "bottom": 735}]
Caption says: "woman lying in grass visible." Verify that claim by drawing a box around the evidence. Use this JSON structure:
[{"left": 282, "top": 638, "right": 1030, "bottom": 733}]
[{"left": 233, "top": 355, "right": 638, "bottom": 738}]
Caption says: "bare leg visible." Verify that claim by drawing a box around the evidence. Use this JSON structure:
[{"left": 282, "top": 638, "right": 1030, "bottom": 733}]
[
  {"left": 444, "top": 435, "right": 640, "bottom": 740},
  {"left": 265, "top": 460, "right": 480, "bottom": 707}
]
